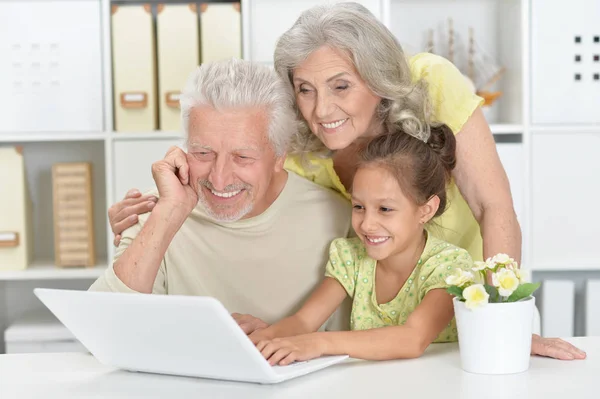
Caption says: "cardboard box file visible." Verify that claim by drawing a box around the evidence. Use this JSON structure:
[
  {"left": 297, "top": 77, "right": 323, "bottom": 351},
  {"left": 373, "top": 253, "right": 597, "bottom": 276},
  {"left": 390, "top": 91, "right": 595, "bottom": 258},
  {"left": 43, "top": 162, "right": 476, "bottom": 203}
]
[
  {"left": 52, "top": 163, "right": 95, "bottom": 267},
  {"left": 157, "top": 3, "right": 200, "bottom": 132},
  {"left": 200, "top": 3, "right": 242, "bottom": 62},
  {"left": 0, "top": 146, "right": 33, "bottom": 271},
  {"left": 111, "top": 4, "right": 157, "bottom": 132}
]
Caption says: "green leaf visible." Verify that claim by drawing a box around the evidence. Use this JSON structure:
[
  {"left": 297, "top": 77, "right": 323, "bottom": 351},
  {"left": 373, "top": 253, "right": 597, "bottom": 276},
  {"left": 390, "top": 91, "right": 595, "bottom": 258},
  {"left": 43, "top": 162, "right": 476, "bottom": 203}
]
[
  {"left": 447, "top": 285, "right": 464, "bottom": 300},
  {"left": 506, "top": 282, "right": 541, "bottom": 303},
  {"left": 484, "top": 284, "right": 499, "bottom": 303}
]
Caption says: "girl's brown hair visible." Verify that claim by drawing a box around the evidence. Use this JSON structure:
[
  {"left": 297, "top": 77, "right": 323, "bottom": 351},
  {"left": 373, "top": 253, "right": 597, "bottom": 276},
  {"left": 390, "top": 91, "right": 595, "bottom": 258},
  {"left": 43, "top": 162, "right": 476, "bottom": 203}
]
[{"left": 358, "top": 124, "right": 456, "bottom": 218}]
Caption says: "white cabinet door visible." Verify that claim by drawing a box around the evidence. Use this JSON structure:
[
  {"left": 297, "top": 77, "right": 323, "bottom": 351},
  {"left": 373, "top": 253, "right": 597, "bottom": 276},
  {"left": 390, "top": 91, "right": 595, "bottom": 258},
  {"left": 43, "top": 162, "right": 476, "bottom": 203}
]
[
  {"left": 531, "top": 133, "right": 600, "bottom": 270},
  {"left": 496, "top": 142, "right": 523, "bottom": 224},
  {"left": 247, "top": 0, "right": 383, "bottom": 64},
  {"left": 112, "top": 138, "right": 185, "bottom": 202},
  {"left": 531, "top": 0, "right": 600, "bottom": 124},
  {"left": 496, "top": 141, "right": 525, "bottom": 264},
  {"left": 0, "top": 0, "right": 103, "bottom": 132}
]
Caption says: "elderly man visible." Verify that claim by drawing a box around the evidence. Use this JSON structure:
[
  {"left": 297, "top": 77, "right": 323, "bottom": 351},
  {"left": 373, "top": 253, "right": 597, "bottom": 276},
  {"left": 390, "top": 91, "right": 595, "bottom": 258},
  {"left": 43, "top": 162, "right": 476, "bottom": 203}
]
[{"left": 89, "top": 59, "right": 351, "bottom": 332}]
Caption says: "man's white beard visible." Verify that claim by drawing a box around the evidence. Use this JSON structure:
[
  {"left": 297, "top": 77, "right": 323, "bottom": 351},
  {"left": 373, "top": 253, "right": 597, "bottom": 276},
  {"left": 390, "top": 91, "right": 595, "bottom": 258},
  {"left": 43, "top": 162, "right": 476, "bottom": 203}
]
[{"left": 196, "top": 185, "right": 253, "bottom": 222}]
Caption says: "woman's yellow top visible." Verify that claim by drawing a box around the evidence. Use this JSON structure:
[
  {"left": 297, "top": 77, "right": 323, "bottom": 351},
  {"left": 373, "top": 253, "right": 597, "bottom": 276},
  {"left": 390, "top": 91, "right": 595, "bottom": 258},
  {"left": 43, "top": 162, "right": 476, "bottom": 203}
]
[{"left": 284, "top": 53, "right": 485, "bottom": 261}]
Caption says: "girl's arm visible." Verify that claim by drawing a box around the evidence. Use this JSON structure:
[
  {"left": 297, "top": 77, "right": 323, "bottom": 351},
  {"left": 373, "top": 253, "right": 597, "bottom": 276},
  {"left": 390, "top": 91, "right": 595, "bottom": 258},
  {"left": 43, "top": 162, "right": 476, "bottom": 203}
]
[
  {"left": 320, "top": 289, "right": 454, "bottom": 359},
  {"left": 250, "top": 277, "right": 347, "bottom": 343},
  {"left": 258, "top": 289, "right": 453, "bottom": 365}
]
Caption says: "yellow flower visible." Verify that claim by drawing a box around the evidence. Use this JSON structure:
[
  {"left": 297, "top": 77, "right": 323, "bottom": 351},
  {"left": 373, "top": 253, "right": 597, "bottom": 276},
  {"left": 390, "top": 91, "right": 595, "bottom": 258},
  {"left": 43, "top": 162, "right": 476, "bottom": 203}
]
[
  {"left": 514, "top": 268, "right": 530, "bottom": 284},
  {"left": 463, "top": 284, "right": 489, "bottom": 309},
  {"left": 445, "top": 268, "right": 474, "bottom": 287},
  {"left": 472, "top": 261, "right": 488, "bottom": 271},
  {"left": 492, "top": 269, "right": 520, "bottom": 297},
  {"left": 493, "top": 253, "right": 512, "bottom": 264}
]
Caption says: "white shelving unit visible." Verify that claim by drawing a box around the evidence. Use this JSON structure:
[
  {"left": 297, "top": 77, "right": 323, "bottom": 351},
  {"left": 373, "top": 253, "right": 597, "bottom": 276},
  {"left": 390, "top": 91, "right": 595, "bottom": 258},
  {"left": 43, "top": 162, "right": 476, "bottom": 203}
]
[
  {"left": 0, "top": 0, "right": 598, "bottom": 349},
  {"left": 0, "top": 261, "right": 107, "bottom": 281}
]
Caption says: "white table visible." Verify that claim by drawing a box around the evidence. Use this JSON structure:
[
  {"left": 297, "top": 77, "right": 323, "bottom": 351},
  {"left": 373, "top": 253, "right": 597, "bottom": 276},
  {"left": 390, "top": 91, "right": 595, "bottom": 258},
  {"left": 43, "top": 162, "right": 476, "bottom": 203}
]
[{"left": 0, "top": 337, "right": 596, "bottom": 399}]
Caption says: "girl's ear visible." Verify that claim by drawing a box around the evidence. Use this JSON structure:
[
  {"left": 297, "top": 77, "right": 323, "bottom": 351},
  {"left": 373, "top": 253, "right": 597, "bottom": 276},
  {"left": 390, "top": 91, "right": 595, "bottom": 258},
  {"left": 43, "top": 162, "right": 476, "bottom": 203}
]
[{"left": 420, "top": 195, "right": 440, "bottom": 224}]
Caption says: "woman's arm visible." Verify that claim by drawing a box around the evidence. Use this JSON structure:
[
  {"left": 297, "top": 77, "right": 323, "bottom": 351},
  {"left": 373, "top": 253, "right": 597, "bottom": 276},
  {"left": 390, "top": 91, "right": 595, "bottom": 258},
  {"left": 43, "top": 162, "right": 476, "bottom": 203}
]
[
  {"left": 258, "top": 289, "right": 454, "bottom": 365},
  {"left": 452, "top": 107, "right": 522, "bottom": 263},
  {"left": 250, "top": 277, "right": 347, "bottom": 343},
  {"left": 452, "top": 112, "right": 587, "bottom": 360},
  {"left": 109, "top": 189, "right": 158, "bottom": 246}
]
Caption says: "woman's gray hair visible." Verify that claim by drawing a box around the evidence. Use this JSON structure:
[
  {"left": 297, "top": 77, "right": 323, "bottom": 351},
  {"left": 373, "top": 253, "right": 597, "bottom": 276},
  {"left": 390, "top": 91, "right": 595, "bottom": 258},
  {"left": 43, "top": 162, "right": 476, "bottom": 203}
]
[
  {"left": 274, "top": 2, "right": 431, "bottom": 154},
  {"left": 180, "top": 58, "right": 297, "bottom": 156}
]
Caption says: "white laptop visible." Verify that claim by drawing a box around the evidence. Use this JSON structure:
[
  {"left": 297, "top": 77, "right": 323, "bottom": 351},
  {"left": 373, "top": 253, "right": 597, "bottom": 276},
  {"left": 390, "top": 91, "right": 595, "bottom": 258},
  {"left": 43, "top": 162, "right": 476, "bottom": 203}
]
[{"left": 33, "top": 288, "right": 348, "bottom": 384}]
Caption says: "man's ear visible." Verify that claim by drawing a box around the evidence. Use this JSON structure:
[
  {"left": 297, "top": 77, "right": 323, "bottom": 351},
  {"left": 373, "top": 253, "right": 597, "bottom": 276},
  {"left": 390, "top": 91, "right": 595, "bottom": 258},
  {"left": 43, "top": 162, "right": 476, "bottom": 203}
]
[
  {"left": 274, "top": 151, "right": 287, "bottom": 172},
  {"left": 420, "top": 195, "right": 440, "bottom": 224}
]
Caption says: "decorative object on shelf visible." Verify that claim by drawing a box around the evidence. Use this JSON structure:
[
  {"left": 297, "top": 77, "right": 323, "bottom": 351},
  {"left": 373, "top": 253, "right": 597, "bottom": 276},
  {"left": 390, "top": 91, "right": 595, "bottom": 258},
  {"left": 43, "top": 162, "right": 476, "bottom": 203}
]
[
  {"left": 427, "top": 18, "right": 505, "bottom": 107},
  {"left": 446, "top": 254, "right": 540, "bottom": 374},
  {"left": 52, "top": 162, "right": 95, "bottom": 268},
  {"left": 111, "top": 4, "right": 157, "bottom": 132},
  {"left": 0, "top": 146, "right": 33, "bottom": 271},
  {"left": 157, "top": 3, "right": 200, "bottom": 132},
  {"left": 200, "top": 2, "right": 242, "bottom": 63},
  {"left": 465, "top": 26, "right": 505, "bottom": 107}
]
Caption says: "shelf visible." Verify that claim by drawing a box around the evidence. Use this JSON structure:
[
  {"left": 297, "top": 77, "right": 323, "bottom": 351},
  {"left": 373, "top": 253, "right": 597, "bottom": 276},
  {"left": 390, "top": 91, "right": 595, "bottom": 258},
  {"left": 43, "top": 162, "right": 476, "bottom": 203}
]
[
  {"left": 0, "top": 260, "right": 107, "bottom": 281},
  {"left": 110, "top": 131, "right": 185, "bottom": 141},
  {"left": 0, "top": 132, "right": 108, "bottom": 143},
  {"left": 0, "top": 131, "right": 188, "bottom": 143},
  {"left": 490, "top": 124, "right": 523, "bottom": 135},
  {"left": 531, "top": 262, "right": 600, "bottom": 272},
  {"left": 531, "top": 125, "right": 600, "bottom": 134}
]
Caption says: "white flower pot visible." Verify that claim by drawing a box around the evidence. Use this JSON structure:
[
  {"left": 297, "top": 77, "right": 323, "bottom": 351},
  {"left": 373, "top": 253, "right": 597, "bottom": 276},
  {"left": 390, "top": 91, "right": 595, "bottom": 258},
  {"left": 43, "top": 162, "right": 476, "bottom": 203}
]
[{"left": 453, "top": 296, "right": 535, "bottom": 375}]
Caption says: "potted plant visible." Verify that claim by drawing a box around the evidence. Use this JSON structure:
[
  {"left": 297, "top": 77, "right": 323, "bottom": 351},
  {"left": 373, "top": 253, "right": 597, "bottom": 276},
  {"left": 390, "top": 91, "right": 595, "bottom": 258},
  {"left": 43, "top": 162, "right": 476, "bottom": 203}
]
[{"left": 446, "top": 254, "right": 540, "bottom": 375}]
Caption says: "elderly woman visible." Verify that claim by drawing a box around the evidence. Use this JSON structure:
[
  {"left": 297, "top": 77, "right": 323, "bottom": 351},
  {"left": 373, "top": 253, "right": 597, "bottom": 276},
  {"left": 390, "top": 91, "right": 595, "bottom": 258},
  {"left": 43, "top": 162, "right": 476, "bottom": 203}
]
[{"left": 108, "top": 2, "right": 584, "bottom": 360}]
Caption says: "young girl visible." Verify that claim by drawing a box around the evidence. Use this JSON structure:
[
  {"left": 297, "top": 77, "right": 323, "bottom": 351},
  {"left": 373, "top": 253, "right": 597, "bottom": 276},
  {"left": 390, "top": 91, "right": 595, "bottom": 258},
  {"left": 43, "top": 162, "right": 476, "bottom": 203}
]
[{"left": 251, "top": 124, "right": 474, "bottom": 365}]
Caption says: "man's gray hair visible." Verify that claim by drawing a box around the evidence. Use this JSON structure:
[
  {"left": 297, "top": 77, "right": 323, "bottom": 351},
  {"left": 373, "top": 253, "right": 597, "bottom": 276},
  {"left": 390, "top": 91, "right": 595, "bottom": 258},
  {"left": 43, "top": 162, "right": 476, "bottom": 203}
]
[{"left": 180, "top": 58, "right": 297, "bottom": 156}]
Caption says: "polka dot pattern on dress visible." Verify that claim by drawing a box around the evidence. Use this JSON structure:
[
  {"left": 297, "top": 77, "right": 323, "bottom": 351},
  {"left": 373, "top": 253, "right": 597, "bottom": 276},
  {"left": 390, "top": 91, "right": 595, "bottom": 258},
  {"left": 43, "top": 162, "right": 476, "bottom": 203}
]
[{"left": 324, "top": 235, "right": 474, "bottom": 343}]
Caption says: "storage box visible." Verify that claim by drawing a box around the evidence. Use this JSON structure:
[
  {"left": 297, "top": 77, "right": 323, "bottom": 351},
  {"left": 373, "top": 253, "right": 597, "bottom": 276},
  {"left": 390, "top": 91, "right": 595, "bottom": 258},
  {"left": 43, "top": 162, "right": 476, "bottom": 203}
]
[
  {"left": 0, "top": 0, "right": 103, "bottom": 133},
  {"left": 0, "top": 146, "right": 33, "bottom": 271},
  {"left": 200, "top": 3, "right": 242, "bottom": 62},
  {"left": 4, "top": 309, "right": 87, "bottom": 354},
  {"left": 112, "top": 4, "right": 157, "bottom": 131},
  {"left": 157, "top": 4, "right": 200, "bottom": 132}
]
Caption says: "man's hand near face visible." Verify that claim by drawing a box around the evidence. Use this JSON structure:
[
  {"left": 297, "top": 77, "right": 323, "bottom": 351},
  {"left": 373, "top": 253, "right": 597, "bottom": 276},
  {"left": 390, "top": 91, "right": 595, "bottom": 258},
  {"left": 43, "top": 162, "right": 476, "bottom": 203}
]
[
  {"left": 112, "top": 146, "right": 199, "bottom": 293},
  {"left": 151, "top": 146, "right": 199, "bottom": 219}
]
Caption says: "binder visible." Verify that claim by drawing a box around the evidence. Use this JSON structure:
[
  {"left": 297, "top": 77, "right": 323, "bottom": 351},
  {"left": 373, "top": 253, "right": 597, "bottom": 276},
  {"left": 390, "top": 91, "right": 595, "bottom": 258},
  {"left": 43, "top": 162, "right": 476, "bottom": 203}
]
[
  {"left": 200, "top": 3, "right": 242, "bottom": 62},
  {"left": 0, "top": 147, "right": 33, "bottom": 271},
  {"left": 111, "top": 4, "right": 157, "bottom": 132},
  {"left": 156, "top": 4, "right": 200, "bottom": 132}
]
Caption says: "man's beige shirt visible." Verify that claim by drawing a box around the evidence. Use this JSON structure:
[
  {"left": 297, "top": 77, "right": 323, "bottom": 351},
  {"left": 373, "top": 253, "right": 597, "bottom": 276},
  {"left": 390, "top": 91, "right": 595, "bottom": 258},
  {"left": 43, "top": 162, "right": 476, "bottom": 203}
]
[{"left": 89, "top": 172, "right": 351, "bottom": 326}]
